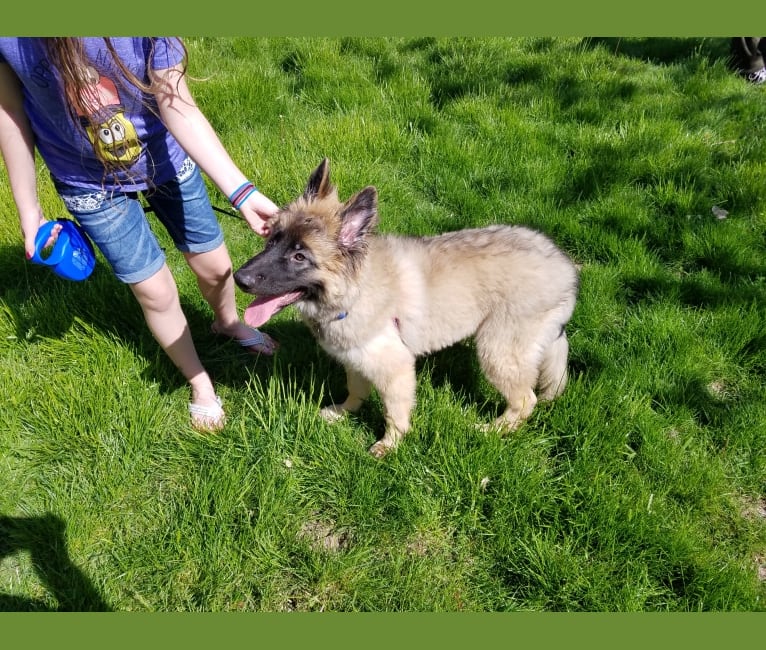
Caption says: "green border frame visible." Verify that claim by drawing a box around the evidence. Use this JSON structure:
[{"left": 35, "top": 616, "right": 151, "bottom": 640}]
[
  {"left": 2, "top": 1, "right": 764, "bottom": 646},
  {"left": 0, "top": 1, "right": 757, "bottom": 36},
  {"left": 3, "top": 612, "right": 765, "bottom": 647}
]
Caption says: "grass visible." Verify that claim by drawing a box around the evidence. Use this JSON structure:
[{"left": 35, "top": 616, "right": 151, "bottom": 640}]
[{"left": 0, "top": 36, "right": 765, "bottom": 612}]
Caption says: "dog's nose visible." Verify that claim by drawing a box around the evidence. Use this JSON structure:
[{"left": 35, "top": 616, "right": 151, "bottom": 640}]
[
  {"left": 233, "top": 269, "right": 265, "bottom": 290},
  {"left": 233, "top": 269, "right": 248, "bottom": 289}
]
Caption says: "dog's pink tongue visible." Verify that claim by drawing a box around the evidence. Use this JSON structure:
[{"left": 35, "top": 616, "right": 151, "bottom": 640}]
[{"left": 243, "top": 292, "right": 302, "bottom": 327}]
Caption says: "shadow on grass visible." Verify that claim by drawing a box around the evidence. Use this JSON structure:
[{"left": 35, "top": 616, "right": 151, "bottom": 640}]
[
  {"left": 582, "top": 37, "right": 731, "bottom": 66},
  {"left": 419, "top": 341, "right": 502, "bottom": 419},
  {"left": 419, "top": 37, "right": 732, "bottom": 116},
  {"left": 0, "top": 514, "right": 111, "bottom": 611},
  {"left": 621, "top": 271, "right": 766, "bottom": 309},
  {"left": 0, "top": 244, "right": 149, "bottom": 347},
  {"left": 0, "top": 243, "right": 328, "bottom": 402}
]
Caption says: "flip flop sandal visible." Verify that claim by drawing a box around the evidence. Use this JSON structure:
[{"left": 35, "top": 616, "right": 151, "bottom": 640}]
[
  {"left": 189, "top": 395, "right": 226, "bottom": 432},
  {"left": 211, "top": 324, "right": 278, "bottom": 356}
]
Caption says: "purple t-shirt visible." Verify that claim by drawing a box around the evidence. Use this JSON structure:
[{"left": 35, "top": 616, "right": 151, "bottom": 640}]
[{"left": 0, "top": 37, "right": 188, "bottom": 191}]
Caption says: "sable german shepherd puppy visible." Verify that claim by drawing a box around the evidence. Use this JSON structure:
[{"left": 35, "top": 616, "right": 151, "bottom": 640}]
[{"left": 234, "top": 159, "right": 579, "bottom": 457}]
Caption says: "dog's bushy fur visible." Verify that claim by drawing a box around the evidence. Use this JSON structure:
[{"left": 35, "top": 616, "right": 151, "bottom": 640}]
[{"left": 234, "top": 159, "right": 579, "bottom": 457}]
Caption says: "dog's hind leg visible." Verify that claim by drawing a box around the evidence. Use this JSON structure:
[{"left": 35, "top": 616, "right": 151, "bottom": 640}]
[
  {"left": 475, "top": 331, "right": 540, "bottom": 432},
  {"left": 320, "top": 366, "right": 371, "bottom": 422},
  {"left": 492, "top": 378, "right": 538, "bottom": 431}
]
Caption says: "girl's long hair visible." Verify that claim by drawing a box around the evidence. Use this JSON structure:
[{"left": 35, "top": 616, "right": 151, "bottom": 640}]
[{"left": 43, "top": 37, "right": 188, "bottom": 178}]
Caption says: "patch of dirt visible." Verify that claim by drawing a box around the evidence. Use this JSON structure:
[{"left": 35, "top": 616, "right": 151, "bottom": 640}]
[
  {"left": 297, "top": 516, "right": 352, "bottom": 553},
  {"left": 739, "top": 496, "right": 766, "bottom": 583},
  {"left": 740, "top": 495, "right": 766, "bottom": 522},
  {"left": 755, "top": 555, "right": 766, "bottom": 583},
  {"left": 706, "top": 380, "right": 729, "bottom": 399}
]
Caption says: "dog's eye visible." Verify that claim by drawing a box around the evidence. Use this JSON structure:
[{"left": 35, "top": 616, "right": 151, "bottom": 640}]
[{"left": 293, "top": 252, "right": 305, "bottom": 262}]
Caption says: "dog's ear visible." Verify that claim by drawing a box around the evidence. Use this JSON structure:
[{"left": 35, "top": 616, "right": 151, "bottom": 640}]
[
  {"left": 339, "top": 186, "right": 378, "bottom": 250},
  {"left": 303, "top": 158, "right": 334, "bottom": 201}
]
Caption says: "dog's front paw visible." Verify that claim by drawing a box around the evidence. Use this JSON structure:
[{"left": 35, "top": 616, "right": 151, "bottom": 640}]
[
  {"left": 320, "top": 405, "right": 347, "bottom": 423},
  {"left": 476, "top": 419, "right": 518, "bottom": 435},
  {"left": 368, "top": 440, "right": 395, "bottom": 459}
]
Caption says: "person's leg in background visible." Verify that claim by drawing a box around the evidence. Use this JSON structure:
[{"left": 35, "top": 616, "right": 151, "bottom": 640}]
[{"left": 730, "top": 37, "right": 766, "bottom": 84}]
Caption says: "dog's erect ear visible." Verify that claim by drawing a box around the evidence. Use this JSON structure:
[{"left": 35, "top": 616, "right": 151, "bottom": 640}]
[
  {"left": 339, "top": 186, "right": 378, "bottom": 250},
  {"left": 303, "top": 158, "right": 334, "bottom": 202}
]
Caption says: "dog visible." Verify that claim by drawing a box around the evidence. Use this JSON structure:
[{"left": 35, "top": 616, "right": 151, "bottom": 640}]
[{"left": 234, "top": 159, "right": 579, "bottom": 457}]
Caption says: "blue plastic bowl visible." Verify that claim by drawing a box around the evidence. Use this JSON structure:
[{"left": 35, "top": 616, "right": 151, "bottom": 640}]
[{"left": 30, "top": 219, "right": 96, "bottom": 281}]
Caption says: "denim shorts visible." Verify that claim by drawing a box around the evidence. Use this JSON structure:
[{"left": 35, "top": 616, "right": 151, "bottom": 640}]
[{"left": 54, "top": 159, "right": 224, "bottom": 284}]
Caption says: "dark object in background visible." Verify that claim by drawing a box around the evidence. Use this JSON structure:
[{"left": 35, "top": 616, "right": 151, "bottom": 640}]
[{"left": 730, "top": 37, "right": 766, "bottom": 84}]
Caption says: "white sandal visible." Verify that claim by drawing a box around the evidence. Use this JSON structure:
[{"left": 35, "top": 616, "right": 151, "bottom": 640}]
[{"left": 189, "top": 395, "right": 226, "bottom": 432}]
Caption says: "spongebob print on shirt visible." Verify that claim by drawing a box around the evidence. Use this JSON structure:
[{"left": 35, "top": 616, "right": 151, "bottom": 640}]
[{"left": 77, "top": 65, "right": 141, "bottom": 167}]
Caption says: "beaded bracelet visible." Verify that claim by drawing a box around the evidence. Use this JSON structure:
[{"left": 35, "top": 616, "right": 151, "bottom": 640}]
[{"left": 228, "top": 181, "right": 259, "bottom": 210}]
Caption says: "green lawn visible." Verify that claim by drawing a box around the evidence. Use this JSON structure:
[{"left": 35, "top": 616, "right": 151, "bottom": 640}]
[{"left": 1, "top": 37, "right": 764, "bottom": 611}]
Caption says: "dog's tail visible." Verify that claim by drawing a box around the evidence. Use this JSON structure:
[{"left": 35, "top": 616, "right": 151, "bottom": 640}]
[{"left": 537, "top": 330, "right": 569, "bottom": 400}]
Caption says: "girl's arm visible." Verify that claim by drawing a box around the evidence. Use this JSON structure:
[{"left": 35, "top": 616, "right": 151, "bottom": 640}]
[
  {"left": 0, "top": 63, "right": 50, "bottom": 258},
  {"left": 153, "top": 63, "right": 279, "bottom": 236}
]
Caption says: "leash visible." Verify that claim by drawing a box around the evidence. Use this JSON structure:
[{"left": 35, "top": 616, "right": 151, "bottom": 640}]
[{"left": 211, "top": 205, "right": 237, "bottom": 217}]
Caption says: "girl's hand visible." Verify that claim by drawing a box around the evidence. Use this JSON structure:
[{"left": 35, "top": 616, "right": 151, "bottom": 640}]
[
  {"left": 23, "top": 217, "right": 61, "bottom": 260},
  {"left": 238, "top": 190, "right": 279, "bottom": 237}
]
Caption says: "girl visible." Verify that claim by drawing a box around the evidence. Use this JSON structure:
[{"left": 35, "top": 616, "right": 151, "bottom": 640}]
[{"left": 0, "top": 37, "right": 279, "bottom": 431}]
